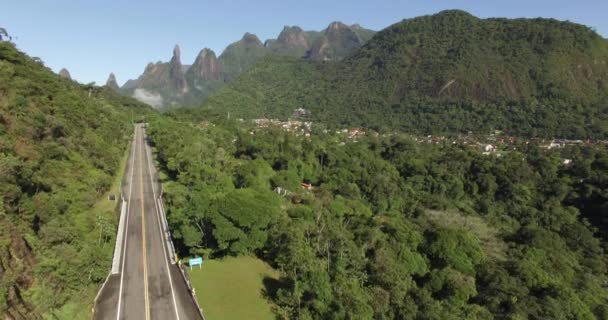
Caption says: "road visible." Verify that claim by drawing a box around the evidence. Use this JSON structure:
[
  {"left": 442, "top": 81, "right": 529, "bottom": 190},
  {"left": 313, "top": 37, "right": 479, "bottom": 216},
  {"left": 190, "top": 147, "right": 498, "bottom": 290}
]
[{"left": 93, "top": 124, "right": 201, "bottom": 320}]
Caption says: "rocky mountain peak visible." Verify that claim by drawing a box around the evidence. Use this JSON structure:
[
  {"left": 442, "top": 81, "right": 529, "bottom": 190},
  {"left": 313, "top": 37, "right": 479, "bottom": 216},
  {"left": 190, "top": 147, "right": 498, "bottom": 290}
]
[
  {"left": 241, "top": 33, "right": 263, "bottom": 46},
  {"left": 169, "top": 45, "right": 187, "bottom": 94},
  {"left": 198, "top": 48, "right": 216, "bottom": 59},
  {"left": 277, "top": 26, "right": 309, "bottom": 48},
  {"left": 279, "top": 25, "right": 304, "bottom": 36},
  {"left": 188, "top": 48, "right": 222, "bottom": 81},
  {"left": 123, "top": 22, "right": 374, "bottom": 107},
  {"left": 58, "top": 68, "right": 71, "bottom": 79},
  {"left": 305, "top": 21, "right": 363, "bottom": 61},
  {"left": 171, "top": 44, "right": 182, "bottom": 64},
  {"left": 106, "top": 72, "right": 119, "bottom": 91},
  {"left": 327, "top": 21, "right": 349, "bottom": 33},
  {"left": 144, "top": 62, "right": 160, "bottom": 74}
]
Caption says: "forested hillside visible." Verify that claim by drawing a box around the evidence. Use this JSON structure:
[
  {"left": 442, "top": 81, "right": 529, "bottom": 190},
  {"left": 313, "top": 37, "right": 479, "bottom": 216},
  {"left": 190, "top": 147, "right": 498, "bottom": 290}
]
[
  {"left": 203, "top": 10, "right": 608, "bottom": 138},
  {"left": 148, "top": 114, "right": 608, "bottom": 319},
  {"left": 0, "top": 42, "right": 150, "bottom": 319}
]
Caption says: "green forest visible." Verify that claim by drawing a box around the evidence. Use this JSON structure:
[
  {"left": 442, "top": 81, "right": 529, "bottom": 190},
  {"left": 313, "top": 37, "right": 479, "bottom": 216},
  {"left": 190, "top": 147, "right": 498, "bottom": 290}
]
[
  {"left": 0, "top": 42, "right": 151, "bottom": 318},
  {"left": 147, "top": 113, "right": 608, "bottom": 319},
  {"left": 202, "top": 10, "right": 608, "bottom": 138},
  {"left": 2, "top": 8, "right": 608, "bottom": 320}
]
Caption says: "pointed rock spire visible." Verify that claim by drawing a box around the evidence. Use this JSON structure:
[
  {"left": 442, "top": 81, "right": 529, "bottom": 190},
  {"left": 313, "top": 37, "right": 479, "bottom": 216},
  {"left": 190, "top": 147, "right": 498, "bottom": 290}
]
[
  {"left": 169, "top": 44, "right": 187, "bottom": 94},
  {"left": 172, "top": 44, "right": 182, "bottom": 64},
  {"left": 187, "top": 48, "right": 222, "bottom": 81},
  {"left": 106, "top": 72, "right": 119, "bottom": 91}
]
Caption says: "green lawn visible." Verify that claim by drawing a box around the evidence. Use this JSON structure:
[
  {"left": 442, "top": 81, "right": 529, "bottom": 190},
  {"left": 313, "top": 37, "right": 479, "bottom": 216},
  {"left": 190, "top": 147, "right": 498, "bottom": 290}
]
[{"left": 188, "top": 256, "right": 280, "bottom": 320}]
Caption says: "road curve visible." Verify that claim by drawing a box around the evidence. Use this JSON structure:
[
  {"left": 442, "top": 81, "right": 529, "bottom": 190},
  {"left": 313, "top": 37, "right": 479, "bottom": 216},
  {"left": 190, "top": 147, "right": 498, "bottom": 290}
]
[{"left": 93, "top": 124, "right": 201, "bottom": 320}]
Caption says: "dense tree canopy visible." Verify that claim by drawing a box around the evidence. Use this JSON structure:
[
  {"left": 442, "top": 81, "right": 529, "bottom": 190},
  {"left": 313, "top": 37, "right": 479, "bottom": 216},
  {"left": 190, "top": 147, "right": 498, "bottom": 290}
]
[
  {"left": 148, "top": 113, "right": 608, "bottom": 319},
  {"left": 202, "top": 10, "right": 608, "bottom": 138}
]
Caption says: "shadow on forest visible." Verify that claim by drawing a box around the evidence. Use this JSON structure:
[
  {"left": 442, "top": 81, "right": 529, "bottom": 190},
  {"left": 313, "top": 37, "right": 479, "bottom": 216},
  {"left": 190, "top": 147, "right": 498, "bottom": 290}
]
[{"left": 261, "top": 276, "right": 291, "bottom": 319}]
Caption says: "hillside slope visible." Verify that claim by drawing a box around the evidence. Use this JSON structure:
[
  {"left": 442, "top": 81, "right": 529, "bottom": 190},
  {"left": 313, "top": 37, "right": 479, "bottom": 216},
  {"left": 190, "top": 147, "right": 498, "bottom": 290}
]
[
  {"left": 203, "top": 10, "right": 608, "bottom": 138},
  {"left": 0, "top": 42, "right": 151, "bottom": 319}
]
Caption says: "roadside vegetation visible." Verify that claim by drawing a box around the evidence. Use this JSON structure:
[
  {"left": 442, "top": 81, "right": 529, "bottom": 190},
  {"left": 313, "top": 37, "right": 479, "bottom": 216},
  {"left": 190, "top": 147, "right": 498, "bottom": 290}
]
[{"left": 0, "top": 42, "right": 150, "bottom": 318}]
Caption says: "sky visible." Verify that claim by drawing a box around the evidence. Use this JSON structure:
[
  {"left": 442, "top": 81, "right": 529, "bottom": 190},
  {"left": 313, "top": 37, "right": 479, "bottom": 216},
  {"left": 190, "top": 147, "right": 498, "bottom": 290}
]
[{"left": 2, "top": 0, "right": 607, "bottom": 85}]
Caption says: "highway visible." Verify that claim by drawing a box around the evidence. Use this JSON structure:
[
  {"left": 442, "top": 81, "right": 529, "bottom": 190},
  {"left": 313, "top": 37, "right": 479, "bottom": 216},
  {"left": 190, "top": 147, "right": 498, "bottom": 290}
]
[{"left": 93, "top": 124, "right": 201, "bottom": 320}]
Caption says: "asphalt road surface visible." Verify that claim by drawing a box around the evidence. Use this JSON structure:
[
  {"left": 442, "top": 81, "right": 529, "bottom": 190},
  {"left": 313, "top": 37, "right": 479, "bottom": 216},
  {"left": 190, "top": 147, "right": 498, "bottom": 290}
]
[{"left": 94, "top": 124, "right": 201, "bottom": 320}]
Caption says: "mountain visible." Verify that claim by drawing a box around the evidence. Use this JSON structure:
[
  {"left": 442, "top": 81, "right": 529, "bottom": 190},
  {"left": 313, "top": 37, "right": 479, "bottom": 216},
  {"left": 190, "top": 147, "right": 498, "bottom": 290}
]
[
  {"left": 219, "top": 33, "right": 268, "bottom": 83},
  {"left": 201, "top": 10, "right": 608, "bottom": 138},
  {"left": 264, "top": 23, "right": 376, "bottom": 60},
  {"left": 121, "top": 22, "right": 375, "bottom": 108},
  {"left": 105, "top": 72, "right": 119, "bottom": 91},
  {"left": 306, "top": 21, "right": 370, "bottom": 60},
  {"left": 187, "top": 48, "right": 222, "bottom": 81},
  {"left": 58, "top": 67, "right": 71, "bottom": 79},
  {"left": 350, "top": 23, "right": 376, "bottom": 43},
  {"left": 183, "top": 48, "right": 224, "bottom": 102},
  {"left": 0, "top": 42, "right": 150, "bottom": 319},
  {"left": 121, "top": 45, "right": 189, "bottom": 107},
  {"left": 265, "top": 26, "right": 315, "bottom": 57}
]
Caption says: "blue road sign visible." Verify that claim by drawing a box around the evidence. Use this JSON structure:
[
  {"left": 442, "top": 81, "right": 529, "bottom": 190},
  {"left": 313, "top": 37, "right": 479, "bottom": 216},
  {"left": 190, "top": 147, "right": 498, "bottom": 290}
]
[{"left": 189, "top": 257, "right": 203, "bottom": 269}]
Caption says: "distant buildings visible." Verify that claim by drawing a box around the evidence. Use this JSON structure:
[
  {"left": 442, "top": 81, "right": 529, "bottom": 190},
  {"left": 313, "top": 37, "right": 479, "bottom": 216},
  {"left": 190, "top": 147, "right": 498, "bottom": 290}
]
[
  {"left": 481, "top": 144, "right": 497, "bottom": 155},
  {"left": 543, "top": 139, "right": 585, "bottom": 149},
  {"left": 252, "top": 118, "right": 312, "bottom": 136},
  {"left": 291, "top": 108, "right": 310, "bottom": 119},
  {"left": 248, "top": 116, "right": 604, "bottom": 157}
]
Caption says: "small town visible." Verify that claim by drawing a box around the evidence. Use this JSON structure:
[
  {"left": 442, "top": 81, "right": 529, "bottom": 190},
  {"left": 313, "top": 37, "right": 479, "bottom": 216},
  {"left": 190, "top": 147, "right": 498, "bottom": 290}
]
[{"left": 246, "top": 114, "right": 608, "bottom": 158}]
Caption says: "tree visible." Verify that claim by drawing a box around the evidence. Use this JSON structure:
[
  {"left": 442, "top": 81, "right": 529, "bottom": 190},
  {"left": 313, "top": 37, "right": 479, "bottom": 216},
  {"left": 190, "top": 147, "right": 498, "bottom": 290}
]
[{"left": 210, "top": 188, "right": 282, "bottom": 255}]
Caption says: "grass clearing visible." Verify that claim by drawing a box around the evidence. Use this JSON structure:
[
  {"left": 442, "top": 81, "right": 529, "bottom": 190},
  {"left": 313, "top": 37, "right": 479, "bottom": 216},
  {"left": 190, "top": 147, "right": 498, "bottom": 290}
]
[
  {"left": 94, "top": 143, "right": 130, "bottom": 215},
  {"left": 188, "top": 256, "right": 280, "bottom": 320},
  {"left": 426, "top": 209, "right": 507, "bottom": 260}
]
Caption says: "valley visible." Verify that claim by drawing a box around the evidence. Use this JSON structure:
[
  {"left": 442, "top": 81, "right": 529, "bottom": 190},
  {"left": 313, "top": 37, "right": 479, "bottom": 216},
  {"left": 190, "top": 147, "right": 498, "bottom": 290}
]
[{"left": 1, "top": 4, "right": 608, "bottom": 320}]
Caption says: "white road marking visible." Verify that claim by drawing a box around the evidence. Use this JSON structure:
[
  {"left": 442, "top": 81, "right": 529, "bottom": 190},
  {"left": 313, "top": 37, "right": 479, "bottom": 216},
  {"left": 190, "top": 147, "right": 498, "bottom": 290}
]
[
  {"left": 142, "top": 128, "right": 181, "bottom": 320},
  {"left": 139, "top": 134, "right": 151, "bottom": 320},
  {"left": 116, "top": 125, "right": 138, "bottom": 320}
]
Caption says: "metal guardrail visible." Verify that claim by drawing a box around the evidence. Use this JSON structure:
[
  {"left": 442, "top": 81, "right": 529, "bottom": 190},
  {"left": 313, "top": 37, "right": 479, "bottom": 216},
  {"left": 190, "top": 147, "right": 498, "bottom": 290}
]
[
  {"left": 157, "top": 193, "right": 207, "bottom": 320},
  {"left": 157, "top": 198, "right": 177, "bottom": 264},
  {"left": 93, "top": 192, "right": 127, "bottom": 316},
  {"left": 111, "top": 200, "right": 128, "bottom": 274},
  {"left": 145, "top": 127, "right": 206, "bottom": 320}
]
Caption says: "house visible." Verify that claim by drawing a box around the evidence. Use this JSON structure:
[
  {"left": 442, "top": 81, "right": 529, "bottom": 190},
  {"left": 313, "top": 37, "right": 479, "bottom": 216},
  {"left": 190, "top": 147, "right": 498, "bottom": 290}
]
[
  {"left": 481, "top": 144, "right": 497, "bottom": 154},
  {"left": 300, "top": 182, "right": 313, "bottom": 190},
  {"left": 291, "top": 108, "right": 310, "bottom": 119},
  {"left": 348, "top": 128, "right": 365, "bottom": 140}
]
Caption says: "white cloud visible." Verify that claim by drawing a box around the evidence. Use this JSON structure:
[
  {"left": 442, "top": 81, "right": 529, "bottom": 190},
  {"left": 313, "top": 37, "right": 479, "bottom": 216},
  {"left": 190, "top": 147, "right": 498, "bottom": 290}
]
[{"left": 133, "top": 88, "right": 163, "bottom": 108}]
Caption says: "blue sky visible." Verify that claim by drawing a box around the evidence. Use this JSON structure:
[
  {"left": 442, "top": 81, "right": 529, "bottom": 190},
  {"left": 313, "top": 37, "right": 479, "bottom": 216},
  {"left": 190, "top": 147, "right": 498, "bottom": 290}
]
[{"left": 3, "top": 0, "right": 607, "bottom": 85}]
